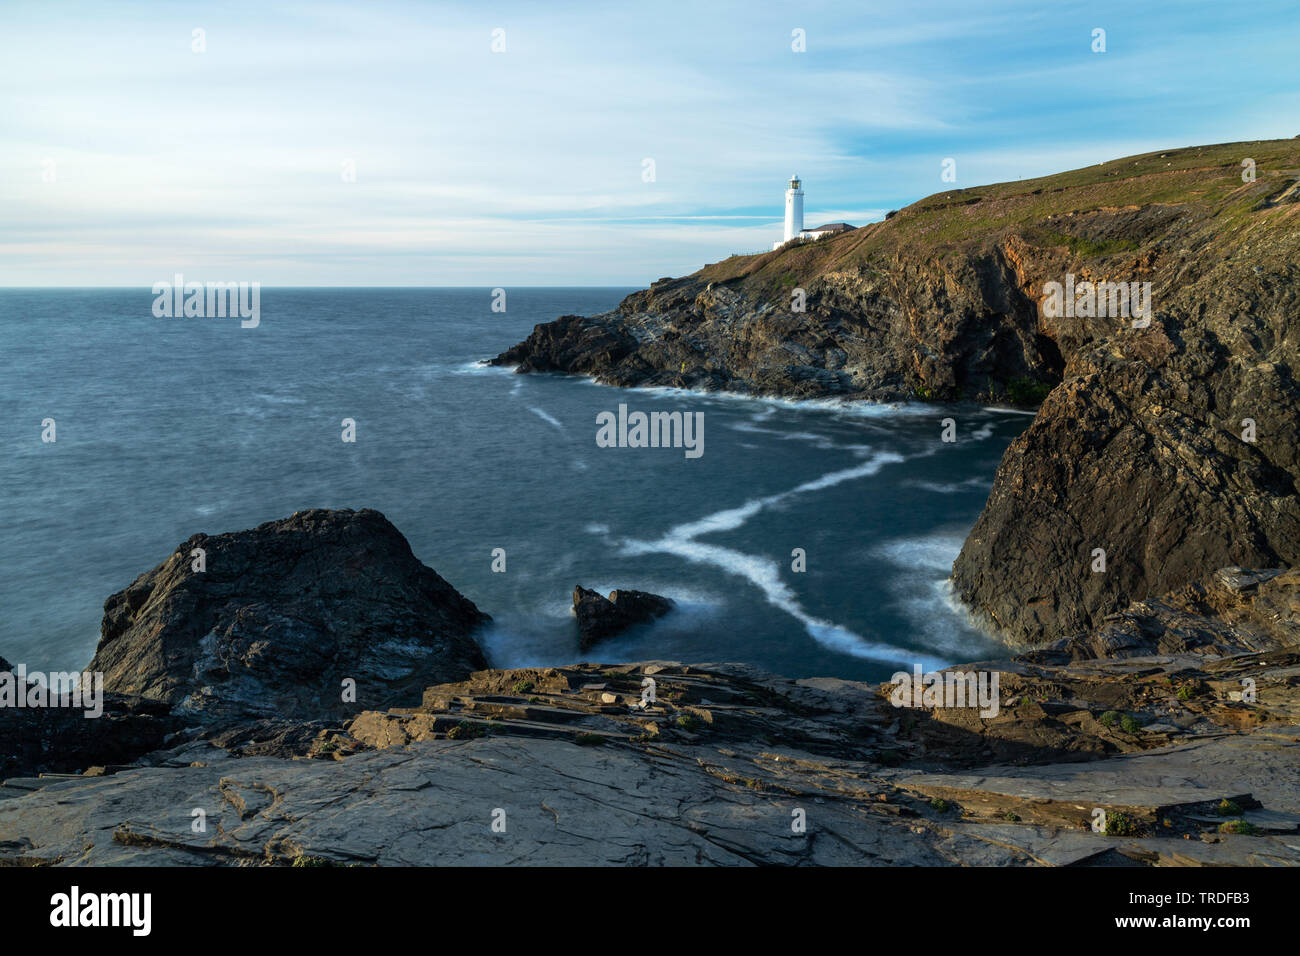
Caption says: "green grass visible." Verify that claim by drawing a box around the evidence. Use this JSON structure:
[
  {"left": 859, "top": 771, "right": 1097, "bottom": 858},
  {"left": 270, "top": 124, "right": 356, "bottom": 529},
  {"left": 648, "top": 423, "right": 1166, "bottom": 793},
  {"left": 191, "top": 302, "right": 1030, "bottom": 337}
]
[
  {"left": 1033, "top": 229, "right": 1140, "bottom": 258},
  {"left": 1218, "top": 819, "right": 1262, "bottom": 836},
  {"left": 511, "top": 679, "right": 534, "bottom": 695},
  {"left": 1005, "top": 376, "right": 1054, "bottom": 406},
  {"left": 929, "top": 798, "right": 951, "bottom": 813},
  {"left": 1104, "top": 811, "right": 1139, "bottom": 836},
  {"left": 675, "top": 713, "right": 702, "bottom": 732},
  {"left": 692, "top": 139, "right": 1300, "bottom": 299},
  {"left": 1101, "top": 711, "right": 1142, "bottom": 733},
  {"left": 446, "top": 720, "right": 486, "bottom": 740},
  {"left": 1215, "top": 799, "right": 1244, "bottom": 816}
]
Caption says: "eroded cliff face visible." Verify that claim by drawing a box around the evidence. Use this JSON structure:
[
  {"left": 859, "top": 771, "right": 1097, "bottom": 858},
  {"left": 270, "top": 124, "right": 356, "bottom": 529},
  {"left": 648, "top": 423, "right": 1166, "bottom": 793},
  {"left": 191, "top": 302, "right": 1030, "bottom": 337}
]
[
  {"left": 4, "top": 504, "right": 1298, "bottom": 865},
  {"left": 492, "top": 140, "right": 1300, "bottom": 645},
  {"left": 953, "top": 199, "right": 1300, "bottom": 642}
]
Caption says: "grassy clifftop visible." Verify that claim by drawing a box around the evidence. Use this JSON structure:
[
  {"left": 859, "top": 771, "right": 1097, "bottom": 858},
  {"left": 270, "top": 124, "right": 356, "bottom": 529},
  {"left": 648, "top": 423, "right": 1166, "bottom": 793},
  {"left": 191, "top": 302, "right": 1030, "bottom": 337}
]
[{"left": 698, "top": 138, "right": 1300, "bottom": 296}]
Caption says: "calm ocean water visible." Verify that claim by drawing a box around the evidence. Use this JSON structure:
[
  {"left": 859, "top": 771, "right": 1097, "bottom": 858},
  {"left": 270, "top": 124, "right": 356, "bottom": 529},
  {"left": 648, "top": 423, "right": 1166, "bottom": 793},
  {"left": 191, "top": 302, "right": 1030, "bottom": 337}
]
[{"left": 0, "top": 288, "right": 1029, "bottom": 682}]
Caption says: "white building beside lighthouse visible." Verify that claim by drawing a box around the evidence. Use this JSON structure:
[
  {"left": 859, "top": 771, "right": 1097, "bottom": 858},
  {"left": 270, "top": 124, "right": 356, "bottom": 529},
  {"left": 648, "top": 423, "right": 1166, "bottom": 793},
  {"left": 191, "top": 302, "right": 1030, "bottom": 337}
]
[{"left": 773, "top": 175, "right": 856, "bottom": 249}]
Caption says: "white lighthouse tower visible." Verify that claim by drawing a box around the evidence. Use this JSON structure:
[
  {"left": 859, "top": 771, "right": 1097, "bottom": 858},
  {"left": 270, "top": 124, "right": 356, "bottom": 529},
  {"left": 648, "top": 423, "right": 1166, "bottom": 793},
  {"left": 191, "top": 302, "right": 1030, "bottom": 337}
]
[
  {"left": 784, "top": 175, "right": 804, "bottom": 241},
  {"left": 776, "top": 175, "right": 804, "bottom": 249}
]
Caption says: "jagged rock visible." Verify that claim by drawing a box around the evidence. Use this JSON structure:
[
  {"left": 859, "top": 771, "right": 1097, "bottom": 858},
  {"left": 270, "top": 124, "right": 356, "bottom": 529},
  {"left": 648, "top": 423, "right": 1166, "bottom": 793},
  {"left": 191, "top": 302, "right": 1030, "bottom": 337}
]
[
  {"left": 0, "top": 655, "right": 178, "bottom": 778},
  {"left": 571, "top": 585, "right": 674, "bottom": 651},
  {"left": 89, "top": 508, "right": 490, "bottom": 722},
  {"left": 492, "top": 140, "right": 1300, "bottom": 645}
]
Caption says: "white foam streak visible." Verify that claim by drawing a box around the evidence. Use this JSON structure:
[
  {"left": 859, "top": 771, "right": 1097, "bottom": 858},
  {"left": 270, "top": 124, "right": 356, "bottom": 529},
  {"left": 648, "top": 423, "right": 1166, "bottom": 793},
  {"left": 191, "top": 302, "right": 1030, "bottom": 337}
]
[
  {"left": 982, "top": 405, "right": 1038, "bottom": 417},
  {"left": 528, "top": 406, "right": 564, "bottom": 430},
  {"left": 619, "top": 451, "right": 947, "bottom": 669}
]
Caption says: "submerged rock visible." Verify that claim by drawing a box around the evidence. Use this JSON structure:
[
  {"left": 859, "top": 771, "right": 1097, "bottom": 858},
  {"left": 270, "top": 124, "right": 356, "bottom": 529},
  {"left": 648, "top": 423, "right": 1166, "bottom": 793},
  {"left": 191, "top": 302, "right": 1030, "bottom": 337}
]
[
  {"left": 89, "top": 508, "right": 490, "bottom": 721},
  {"left": 572, "top": 585, "right": 674, "bottom": 651}
]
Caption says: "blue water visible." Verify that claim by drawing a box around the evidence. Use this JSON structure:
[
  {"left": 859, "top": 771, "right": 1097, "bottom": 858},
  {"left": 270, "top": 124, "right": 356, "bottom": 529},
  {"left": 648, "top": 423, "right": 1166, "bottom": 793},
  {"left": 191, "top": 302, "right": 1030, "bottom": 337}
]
[{"left": 0, "top": 288, "right": 1029, "bottom": 682}]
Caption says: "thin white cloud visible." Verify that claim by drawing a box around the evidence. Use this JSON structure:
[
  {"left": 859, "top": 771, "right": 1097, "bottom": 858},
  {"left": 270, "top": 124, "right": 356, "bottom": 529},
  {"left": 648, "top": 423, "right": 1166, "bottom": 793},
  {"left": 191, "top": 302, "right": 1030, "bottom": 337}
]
[{"left": 1, "top": 0, "right": 1295, "bottom": 284}]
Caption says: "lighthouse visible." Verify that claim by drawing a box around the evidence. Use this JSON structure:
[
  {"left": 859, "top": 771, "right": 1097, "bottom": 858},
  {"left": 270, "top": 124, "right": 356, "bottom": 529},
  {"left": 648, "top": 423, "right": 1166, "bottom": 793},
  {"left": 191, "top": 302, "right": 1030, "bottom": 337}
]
[
  {"left": 783, "top": 175, "right": 804, "bottom": 242},
  {"left": 772, "top": 175, "right": 858, "bottom": 249}
]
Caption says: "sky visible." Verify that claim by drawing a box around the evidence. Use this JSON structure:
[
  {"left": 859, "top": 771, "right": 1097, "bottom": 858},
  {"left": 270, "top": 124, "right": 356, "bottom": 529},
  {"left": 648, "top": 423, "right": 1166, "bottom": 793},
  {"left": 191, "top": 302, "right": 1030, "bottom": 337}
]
[{"left": 2, "top": 0, "right": 1298, "bottom": 286}]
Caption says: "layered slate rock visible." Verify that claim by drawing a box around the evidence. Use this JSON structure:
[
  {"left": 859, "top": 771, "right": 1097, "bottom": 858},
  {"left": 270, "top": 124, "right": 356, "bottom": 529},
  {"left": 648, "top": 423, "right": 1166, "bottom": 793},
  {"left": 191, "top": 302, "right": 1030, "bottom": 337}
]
[
  {"left": 1021, "top": 566, "right": 1300, "bottom": 663},
  {"left": 491, "top": 140, "right": 1300, "bottom": 644},
  {"left": 951, "top": 250, "right": 1300, "bottom": 641},
  {"left": 89, "top": 509, "right": 490, "bottom": 721},
  {"left": 572, "top": 585, "right": 674, "bottom": 651}
]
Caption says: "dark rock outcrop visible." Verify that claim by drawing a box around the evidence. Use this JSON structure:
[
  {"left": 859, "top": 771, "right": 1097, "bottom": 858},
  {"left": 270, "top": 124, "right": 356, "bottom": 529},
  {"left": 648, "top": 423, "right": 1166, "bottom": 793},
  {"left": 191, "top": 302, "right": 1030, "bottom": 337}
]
[
  {"left": 493, "top": 140, "right": 1300, "bottom": 645},
  {"left": 950, "top": 213, "right": 1300, "bottom": 641},
  {"left": 572, "top": 585, "right": 674, "bottom": 651},
  {"left": 89, "top": 508, "right": 490, "bottom": 721},
  {"left": 492, "top": 314, "right": 638, "bottom": 375},
  {"left": 0, "top": 693, "right": 176, "bottom": 781},
  {"left": 2, "top": 651, "right": 176, "bottom": 779}
]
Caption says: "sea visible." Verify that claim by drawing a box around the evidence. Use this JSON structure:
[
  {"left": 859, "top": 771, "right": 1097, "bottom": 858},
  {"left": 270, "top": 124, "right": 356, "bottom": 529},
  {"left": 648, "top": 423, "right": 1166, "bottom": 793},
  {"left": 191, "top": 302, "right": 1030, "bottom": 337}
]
[{"left": 0, "top": 288, "right": 1032, "bottom": 682}]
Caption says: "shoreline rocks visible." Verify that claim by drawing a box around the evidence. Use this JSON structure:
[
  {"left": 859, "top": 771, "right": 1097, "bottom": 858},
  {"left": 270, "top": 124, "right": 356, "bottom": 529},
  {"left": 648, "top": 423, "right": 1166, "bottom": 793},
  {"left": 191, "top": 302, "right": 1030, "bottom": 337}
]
[
  {"left": 2, "top": 563, "right": 1297, "bottom": 866},
  {"left": 2, "top": 501, "right": 1296, "bottom": 865}
]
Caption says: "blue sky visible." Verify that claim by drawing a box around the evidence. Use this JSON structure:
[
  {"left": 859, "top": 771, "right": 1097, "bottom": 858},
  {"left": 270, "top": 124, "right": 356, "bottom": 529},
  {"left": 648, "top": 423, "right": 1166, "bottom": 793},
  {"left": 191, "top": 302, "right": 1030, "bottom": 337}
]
[{"left": 2, "top": 0, "right": 1298, "bottom": 286}]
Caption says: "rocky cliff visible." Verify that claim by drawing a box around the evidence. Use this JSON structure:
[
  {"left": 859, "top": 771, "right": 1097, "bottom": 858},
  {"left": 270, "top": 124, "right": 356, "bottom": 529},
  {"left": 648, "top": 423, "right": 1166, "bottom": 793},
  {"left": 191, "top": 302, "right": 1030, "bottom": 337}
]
[{"left": 492, "top": 139, "right": 1300, "bottom": 645}]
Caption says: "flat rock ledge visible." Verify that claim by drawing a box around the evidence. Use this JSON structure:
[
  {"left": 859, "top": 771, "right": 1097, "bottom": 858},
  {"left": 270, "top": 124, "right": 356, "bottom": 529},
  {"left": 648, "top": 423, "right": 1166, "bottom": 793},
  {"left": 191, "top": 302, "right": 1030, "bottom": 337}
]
[{"left": 3, "top": 567, "right": 1297, "bottom": 865}]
